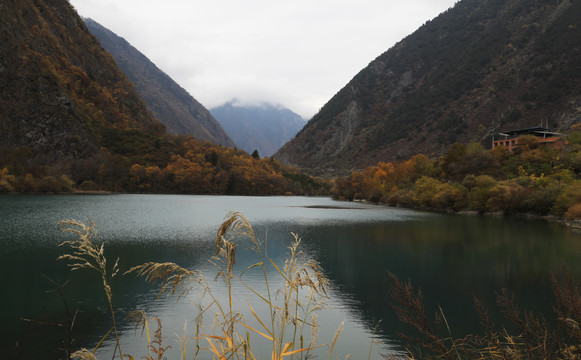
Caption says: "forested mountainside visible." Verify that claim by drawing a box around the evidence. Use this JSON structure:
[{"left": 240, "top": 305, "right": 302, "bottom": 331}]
[
  {"left": 275, "top": 0, "right": 581, "bottom": 175},
  {"left": 85, "top": 19, "right": 235, "bottom": 147},
  {"left": 0, "top": 0, "right": 163, "bottom": 160},
  {"left": 0, "top": 0, "right": 325, "bottom": 195},
  {"left": 210, "top": 101, "right": 305, "bottom": 157}
]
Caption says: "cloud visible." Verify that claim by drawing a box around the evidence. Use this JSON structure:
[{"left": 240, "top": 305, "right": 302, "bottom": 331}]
[{"left": 70, "top": 0, "right": 457, "bottom": 119}]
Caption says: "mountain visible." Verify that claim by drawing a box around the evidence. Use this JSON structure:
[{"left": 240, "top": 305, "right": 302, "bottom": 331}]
[
  {"left": 84, "top": 18, "right": 235, "bottom": 147},
  {"left": 0, "top": 0, "right": 164, "bottom": 161},
  {"left": 0, "top": 0, "right": 327, "bottom": 198},
  {"left": 275, "top": 0, "right": 581, "bottom": 175},
  {"left": 210, "top": 100, "right": 305, "bottom": 157}
]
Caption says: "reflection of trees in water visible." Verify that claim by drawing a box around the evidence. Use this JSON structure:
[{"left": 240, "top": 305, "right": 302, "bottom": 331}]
[{"left": 308, "top": 215, "right": 581, "bottom": 344}]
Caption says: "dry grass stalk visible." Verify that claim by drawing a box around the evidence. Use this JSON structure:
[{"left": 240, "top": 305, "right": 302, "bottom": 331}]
[
  {"left": 57, "top": 213, "right": 343, "bottom": 359},
  {"left": 21, "top": 274, "right": 78, "bottom": 359},
  {"left": 389, "top": 266, "right": 581, "bottom": 360},
  {"left": 58, "top": 219, "right": 124, "bottom": 359},
  {"left": 388, "top": 272, "right": 450, "bottom": 357},
  {"left": 328, "top": 321, "right": 344, "bottom": 359},
  {"left": 142, "top": 317, "right": 171, "bottom": 360},
  {"left": 126, "top": 211, "right": 334, "bottom": 359}
]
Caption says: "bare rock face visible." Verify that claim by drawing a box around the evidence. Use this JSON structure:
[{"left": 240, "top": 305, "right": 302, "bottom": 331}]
[
  {"left": 275, "top": 0, "right": 581, "bottom": 175},
  {"left": 325, "top": 101, "right": 360, "bottom": 158}
]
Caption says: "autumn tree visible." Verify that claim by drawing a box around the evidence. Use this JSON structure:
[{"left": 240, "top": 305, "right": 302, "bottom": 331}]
[
  {"left": 409, "top": 154, "right": 434, "bottom": 181},
  {"left": 486, "top": 180, "right": 527, "bottom": 215},
  {"left": 0, "top": 168, "right": 16, "bottom": 193}
]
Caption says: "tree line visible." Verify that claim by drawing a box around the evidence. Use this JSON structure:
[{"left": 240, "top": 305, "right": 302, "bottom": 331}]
[
  {"left": 332, "top": 127, "right": 581, "bottom": 220},
  {"left": 0, "top": 132, "right": 328, "bottom": 196}
]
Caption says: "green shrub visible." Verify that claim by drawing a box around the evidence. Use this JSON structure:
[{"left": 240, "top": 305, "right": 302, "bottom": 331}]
[
  {"left": 413, "top": 176, "right": 442, "bottom": 207},
  {"left": 486, "top": 180, "right": 527, "bottom": 215},
  {"left": 553, "top": 182, "right": 581, "bottom": 215},
  {"left": 431, "top": 182, "right": 469, "bottom": 211},
  {"left": 523, "top": 184, "right": 561, "bottom": 215},
  {"left": 78, "top": 180, "right": 99, "bottom": 191}
]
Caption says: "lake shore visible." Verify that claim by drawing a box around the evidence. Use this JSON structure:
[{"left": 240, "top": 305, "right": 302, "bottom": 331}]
[{"left": 354, "top": 198, "right": 581, "bottom": 230}]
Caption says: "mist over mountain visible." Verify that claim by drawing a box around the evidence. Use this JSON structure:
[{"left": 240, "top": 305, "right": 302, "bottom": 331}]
[
  {"left": 210, "top": 100, "right": 305, "bottom": 157},
  {"left": 275, "top": 0, "right": 581, "bottom": 175},
  {"left": 85, "top": 18, "right": 235, "bottom": 147}
]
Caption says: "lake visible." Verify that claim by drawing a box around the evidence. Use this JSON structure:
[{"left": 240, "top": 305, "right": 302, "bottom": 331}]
[{"left": 1, "top": 194, "right": 581, "bottom": 359}]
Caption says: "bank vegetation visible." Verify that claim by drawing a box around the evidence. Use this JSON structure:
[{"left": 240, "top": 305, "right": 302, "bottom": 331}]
[
  {"left": 0, "top": 134, "right": 329, "bottom": 196},
  {"left": 332, "top": 126, "right": 581, "bottom": 222}
]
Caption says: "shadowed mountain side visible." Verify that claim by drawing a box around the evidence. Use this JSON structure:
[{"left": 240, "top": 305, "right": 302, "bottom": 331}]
[
  {"left": 0, "top": 0, "right": 164, "bottom": 161},
  {"left": 85, "top": 18, "right": 235, "bottom": 147}
]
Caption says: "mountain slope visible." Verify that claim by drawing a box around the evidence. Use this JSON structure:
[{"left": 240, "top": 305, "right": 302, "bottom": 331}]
[
  {"left": 0, "top": 0, "right": 164, "bottom": 160},
  {"left": 275, "top": 0, "right": 581, "bottom": 174},
  {"left": 85, "top": 18, "right": 235, "bottom": 147},
  {"left": 210, "top": 100, "right": 305, "bottom": 157}
]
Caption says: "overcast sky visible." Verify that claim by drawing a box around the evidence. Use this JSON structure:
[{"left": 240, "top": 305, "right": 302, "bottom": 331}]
[{"left": 69, "top": 0, "right": 457, "bottom": 119}]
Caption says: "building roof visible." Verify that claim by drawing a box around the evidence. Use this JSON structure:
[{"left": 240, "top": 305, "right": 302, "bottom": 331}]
[{"left": 493, "top": 126, "right": 565, "bottom": 140}]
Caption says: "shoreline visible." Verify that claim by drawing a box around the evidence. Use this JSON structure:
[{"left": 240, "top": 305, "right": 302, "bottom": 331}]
[
  {"left": 354, "top": 198, "right": 581, "bottom": 230},
  {"left": 72, "top": 190, "right": 114, "bottom": 195}
]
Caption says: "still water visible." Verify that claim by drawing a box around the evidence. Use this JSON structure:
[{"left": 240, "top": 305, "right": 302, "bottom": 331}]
[{"left": 1, "top": 194, "right": 581, "bottom": 359}]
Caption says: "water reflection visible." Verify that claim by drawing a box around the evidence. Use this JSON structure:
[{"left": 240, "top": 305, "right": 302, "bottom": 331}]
[
  {"left": 2, "top": 195, "right": 581, "bottom": 359},
  {"left": 307, "top": 215, "right": 581, "bottom": 341}
]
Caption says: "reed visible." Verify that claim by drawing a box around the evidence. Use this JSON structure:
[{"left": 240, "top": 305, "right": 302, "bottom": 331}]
[
  {"left": 21, "top": 274, "right": 77, "bottom": 359},
  {"left": 58, "top": 219, "right": 124, "bottom": 359},
  {"left": 54, "top": 212, "right": 341, "bottom": 358},
  {"left": 388, "top": 266, "right": 581, "bottom": 359},
  {"left": 127, "top": 211, "right": 334, "bottom": 359}
]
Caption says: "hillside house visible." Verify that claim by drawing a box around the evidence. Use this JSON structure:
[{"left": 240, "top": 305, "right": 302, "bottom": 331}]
[{"left": 491, "top": 126, "right": 567, "bottom": 151}]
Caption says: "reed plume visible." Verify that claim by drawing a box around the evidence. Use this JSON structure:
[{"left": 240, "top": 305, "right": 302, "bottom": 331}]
[
  {"left": 58, "top": 212, "right": 342, "bottom": 359},
  {"left": 126, "top": 211, "right": 335, "bottom": 359},
  {"left": 70, "top": 348, "right": 100, "bottom": 359},
  {"left": 126, "top": 262, "right": 194, "bottom": 299},
  {"left": 58, "top": 219, "right": 124, "bottom": 359}
]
